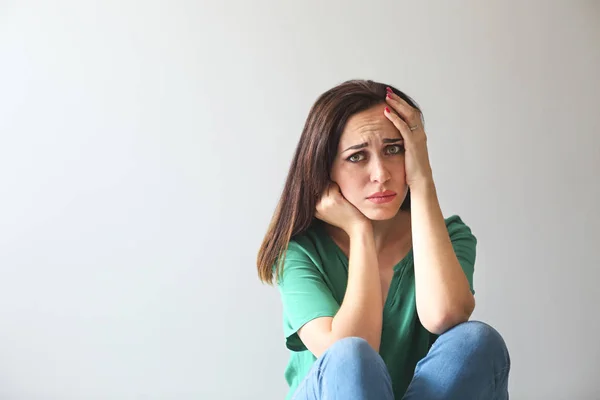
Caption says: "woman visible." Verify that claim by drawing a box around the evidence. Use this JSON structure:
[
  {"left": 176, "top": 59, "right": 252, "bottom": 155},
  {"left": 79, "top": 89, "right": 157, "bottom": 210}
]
[{"left": 256, "top": 79, "right": 510, "bottom": 399}]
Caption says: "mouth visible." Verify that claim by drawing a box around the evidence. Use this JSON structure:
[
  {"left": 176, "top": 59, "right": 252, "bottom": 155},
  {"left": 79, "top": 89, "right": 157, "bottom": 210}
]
[{"left": 367, "top": 191, "right": 397, "bottom": 204}]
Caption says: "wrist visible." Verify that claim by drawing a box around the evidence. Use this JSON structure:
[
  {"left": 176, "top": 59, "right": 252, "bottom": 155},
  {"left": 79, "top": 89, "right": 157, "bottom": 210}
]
[
  {"left": 409, "top": 177, "right": 436, "bottom": 195},
  {"left": 347, "top": 221, "right": 373, "bottom": 240}
]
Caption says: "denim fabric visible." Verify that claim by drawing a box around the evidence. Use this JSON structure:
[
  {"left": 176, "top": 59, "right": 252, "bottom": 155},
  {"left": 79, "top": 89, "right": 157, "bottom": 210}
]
[{"left": 291, "top": 320, "right": 510, "bottom": 400}]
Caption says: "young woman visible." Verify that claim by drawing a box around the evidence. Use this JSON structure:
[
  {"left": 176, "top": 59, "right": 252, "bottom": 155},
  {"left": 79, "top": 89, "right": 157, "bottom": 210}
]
[{"left": 257, "top": 79, "right": 510, "bottom": 400}]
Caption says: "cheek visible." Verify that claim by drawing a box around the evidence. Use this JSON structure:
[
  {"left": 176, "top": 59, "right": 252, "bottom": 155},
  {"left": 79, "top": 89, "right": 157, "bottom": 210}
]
[
  {"left": 336, "top": 169, "right": 366, "bottom": 198},
  {"left": 391, "top": 157, "right": 406, "bottom": 175}
]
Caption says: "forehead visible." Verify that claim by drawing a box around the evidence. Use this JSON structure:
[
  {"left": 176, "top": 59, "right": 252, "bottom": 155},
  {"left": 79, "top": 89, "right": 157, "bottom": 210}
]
[{"left": 340, "top": 105, "right": 400, "bottom": 146}]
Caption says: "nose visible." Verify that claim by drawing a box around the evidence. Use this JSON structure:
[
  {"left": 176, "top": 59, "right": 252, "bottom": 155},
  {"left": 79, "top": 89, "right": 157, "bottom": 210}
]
[{"left": 370, "top": 158, "right": 391, "bottom": 184}]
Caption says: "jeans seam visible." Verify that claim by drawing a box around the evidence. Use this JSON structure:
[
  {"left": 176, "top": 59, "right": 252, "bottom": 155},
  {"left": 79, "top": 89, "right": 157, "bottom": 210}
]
[
  {"left": 291, "top": 364, "right": 316, "bottom": 400},
  {"left": 319, "top": 366, "right": 327, "bottom": 400},
  {"left": 488, "top": 365, "right": 510, "bottom": 400}
]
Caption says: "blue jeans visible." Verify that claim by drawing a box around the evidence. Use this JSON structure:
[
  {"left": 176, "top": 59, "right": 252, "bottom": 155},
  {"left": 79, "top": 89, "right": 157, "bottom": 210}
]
[{"left": 291, "top": 320, "right": 510, "bottom": 400}]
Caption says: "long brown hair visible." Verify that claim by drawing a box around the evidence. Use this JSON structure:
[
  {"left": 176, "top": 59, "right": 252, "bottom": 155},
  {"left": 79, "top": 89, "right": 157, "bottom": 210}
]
[{"left": 256, "top": 79, "right": 423, "bottom": 285}]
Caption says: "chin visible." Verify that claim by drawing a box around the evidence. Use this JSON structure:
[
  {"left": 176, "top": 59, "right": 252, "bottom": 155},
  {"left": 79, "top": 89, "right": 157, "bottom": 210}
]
[{"left": 361, "top": 206, "right": 401, "bottom": 221}]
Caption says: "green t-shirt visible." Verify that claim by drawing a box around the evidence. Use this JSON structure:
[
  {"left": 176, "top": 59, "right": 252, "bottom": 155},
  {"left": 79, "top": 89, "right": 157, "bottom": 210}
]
[{"left": 276, "top": 214, "right": 476, "bottom": 399}]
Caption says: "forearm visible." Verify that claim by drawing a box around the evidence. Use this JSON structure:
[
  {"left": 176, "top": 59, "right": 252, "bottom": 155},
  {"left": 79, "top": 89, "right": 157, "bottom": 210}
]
[
  {"left": 331, "top": 226, "right": 383, "bottom": 351},
  {"left": 410, "top": 180, "right": 475, "bottom": 334}
]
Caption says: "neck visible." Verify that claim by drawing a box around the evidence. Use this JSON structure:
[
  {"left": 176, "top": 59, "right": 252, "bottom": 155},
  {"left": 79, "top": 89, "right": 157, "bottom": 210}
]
[{"left": 371, "top": 210, "right": 411, "bottom": 252}]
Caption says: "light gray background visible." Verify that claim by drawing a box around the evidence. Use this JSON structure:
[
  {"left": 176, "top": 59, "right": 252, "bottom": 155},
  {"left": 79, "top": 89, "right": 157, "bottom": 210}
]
[{"left": 1, "top": 1, "right": 599, "bottom": 399}]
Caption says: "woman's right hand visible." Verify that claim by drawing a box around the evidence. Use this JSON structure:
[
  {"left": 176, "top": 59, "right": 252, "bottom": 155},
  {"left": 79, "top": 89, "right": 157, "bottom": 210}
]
[{"left": 315, "top": 182, "right": 370, "bottom": 235}]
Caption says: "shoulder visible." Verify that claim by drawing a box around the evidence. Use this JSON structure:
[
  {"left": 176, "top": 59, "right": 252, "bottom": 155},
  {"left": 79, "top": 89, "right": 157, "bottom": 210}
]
[
  {"left": 276, "top": 222, "right": 330, "bottom": 282},
  {"left": 444, "top": 214, "right": 477, "bottom": 244},
  {"left": 284, "top": 223, "right": 325, "bottom": 261}
]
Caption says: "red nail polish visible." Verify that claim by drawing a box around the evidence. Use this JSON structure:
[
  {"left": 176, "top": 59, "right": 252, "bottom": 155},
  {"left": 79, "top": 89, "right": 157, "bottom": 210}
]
[
  {"left": 386, "top": 93, "right": 391, "bottom": 99},
  {"left": 386, "top": 87, "right": 392, "bottom": 92},
  {"left": 385, "top": 107, "right": 390, "bottom": 113}
]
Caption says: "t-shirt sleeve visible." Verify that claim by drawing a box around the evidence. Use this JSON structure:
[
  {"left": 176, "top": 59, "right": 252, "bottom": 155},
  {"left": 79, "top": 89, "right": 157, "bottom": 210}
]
[
  {"left": 446, "top": 215, "right": 477, "bottom": 295},
  {"left": 276, "top": 240, "right": 340, "bottom": 352}
]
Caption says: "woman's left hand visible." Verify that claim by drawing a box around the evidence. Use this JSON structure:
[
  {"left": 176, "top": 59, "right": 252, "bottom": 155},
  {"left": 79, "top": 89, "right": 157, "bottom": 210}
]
[{"left": 383, "top": 87, "right": 433, "bottom": 189}]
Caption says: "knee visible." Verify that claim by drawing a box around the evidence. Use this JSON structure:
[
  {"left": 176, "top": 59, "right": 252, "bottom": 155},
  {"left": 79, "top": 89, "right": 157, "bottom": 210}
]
[
  {"left": 324, "top": 337, "right": 382, "bottom": 367},
  {"left": 327, "top": 336, "right": 374, "bottom": 357},
  {"left": 451, "top": 321, "right": 508, "bottom": 350},
  {"left": 445, "top": 321, "right": 510, "bottom": 369},
  {"left": 314, "top": 337, "right": 393, "bottom": 397}
]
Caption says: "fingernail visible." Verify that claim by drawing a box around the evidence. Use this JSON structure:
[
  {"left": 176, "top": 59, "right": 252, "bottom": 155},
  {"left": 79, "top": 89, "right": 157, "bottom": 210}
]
[
  {"left": 385, "top": 107, "right": 390, "bottom": 113},
  {"left": 386, "top": 93, "right": 391, "bottom": 99},
  {"left": 386, "top": 87, "right": 392, "bottom": 92}
]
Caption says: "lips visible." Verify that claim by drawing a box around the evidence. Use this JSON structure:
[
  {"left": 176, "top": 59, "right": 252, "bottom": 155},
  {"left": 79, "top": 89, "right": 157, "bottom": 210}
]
[{"left": 367, "top": 190, "right": 396, "bottom": 199}]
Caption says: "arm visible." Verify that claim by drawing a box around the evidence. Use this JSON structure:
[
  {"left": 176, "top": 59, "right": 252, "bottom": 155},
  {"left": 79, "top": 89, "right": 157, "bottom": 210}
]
[
  {"left": 298, "top": 223, "right": 383, "bottom": 358},
  {"left": 382, "top": 87, "right": 475, "bottom": 335},
  {"left": 410, "top": 180, "right": 475, "bottom": 334}
]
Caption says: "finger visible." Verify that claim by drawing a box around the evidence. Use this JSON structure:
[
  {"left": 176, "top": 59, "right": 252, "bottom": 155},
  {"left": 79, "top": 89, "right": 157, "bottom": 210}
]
[
  {"left": 385, "top": 88, "right": 421, "bottom": 128},
  {"left": 384, "top": 106, "right": 411, "bottom": 141}
]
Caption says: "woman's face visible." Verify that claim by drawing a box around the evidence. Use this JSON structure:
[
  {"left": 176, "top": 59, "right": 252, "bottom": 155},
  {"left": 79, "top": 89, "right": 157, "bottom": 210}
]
[{"left": 330, "top": 104, "right": 408, "bottom": 221}]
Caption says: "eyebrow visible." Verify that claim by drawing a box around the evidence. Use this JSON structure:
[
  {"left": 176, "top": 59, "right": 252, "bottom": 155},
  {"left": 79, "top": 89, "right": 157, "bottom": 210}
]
[{"left": 342, "top": 138, "right": 404, "bottom": 153}]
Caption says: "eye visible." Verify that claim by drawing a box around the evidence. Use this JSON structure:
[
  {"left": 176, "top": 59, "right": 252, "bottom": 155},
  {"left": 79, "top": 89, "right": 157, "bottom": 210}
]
[
  {"left": 386, "top": 144, "right": 404, "bottom": 155},
  {"left": 347, "top": 152, "right": 365, "bottom": 163}
]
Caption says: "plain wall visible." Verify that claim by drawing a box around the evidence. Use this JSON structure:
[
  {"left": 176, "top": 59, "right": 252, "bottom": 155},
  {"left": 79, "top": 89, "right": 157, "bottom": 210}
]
[{"left": 1, "top": 1, "right": 599, "bottom": 399}]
